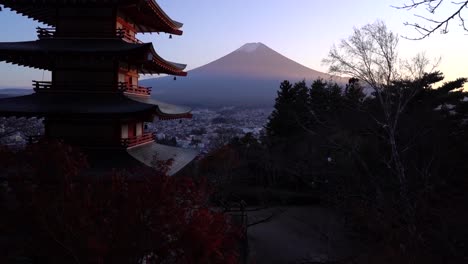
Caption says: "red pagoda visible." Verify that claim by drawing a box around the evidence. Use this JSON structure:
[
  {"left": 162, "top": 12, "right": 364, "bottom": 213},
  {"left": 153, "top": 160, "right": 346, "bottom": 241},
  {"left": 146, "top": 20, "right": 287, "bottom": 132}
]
[{"left": 0, "top": 1, "right": 198, "bottom": 175}]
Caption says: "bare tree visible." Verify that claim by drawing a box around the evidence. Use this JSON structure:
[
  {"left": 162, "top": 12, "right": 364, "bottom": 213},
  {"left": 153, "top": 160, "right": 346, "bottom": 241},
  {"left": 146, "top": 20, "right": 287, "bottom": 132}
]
[
  {"left": 324, "top": 21, "right": 400, "bottom": 88},
  {"left": 394, "top": 0, "right": 468, "bottom": 39},
  {"left": 323, "top": 20, "right": 437, "bottom": 228}
]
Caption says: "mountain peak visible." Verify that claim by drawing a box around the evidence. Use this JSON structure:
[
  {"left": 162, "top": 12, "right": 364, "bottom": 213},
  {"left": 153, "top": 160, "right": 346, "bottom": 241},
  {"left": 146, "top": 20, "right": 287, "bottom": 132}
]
[{"left": 237, "top": 42, "right": 265, "bottom": 53}]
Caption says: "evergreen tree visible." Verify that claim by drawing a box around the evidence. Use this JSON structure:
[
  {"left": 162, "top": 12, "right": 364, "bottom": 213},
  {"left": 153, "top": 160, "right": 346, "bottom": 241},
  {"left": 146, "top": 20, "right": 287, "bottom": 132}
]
[{"left": 265, "top": 80, "right": 296, "bottom": 138}]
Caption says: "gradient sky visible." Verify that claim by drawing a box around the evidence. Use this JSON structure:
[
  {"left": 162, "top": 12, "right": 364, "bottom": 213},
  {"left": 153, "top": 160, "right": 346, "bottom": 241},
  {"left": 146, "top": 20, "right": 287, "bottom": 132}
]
[{"left": 0, "top": 0, "right": 466, "bottom": 88}]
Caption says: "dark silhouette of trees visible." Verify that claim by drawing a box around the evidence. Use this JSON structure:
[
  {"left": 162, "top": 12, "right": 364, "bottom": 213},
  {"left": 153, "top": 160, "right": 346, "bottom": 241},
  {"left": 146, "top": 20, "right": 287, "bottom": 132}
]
[
  {"left": 265, "top": 80, "right": 296, "bottom": 139},
  {"left": 262, "top": 72, "right": 468, "bottom": 262},
  {"left": 324, "top": 21, "right": 441, "bottom": 221},
  {"left": 394, "top": 0, "right": 468, "bottom": 39}
]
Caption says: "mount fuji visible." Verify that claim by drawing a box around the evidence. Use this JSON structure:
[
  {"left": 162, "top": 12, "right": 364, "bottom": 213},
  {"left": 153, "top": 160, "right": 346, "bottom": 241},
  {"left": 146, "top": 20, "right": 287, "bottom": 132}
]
[{"left": 141, "top": 43, "right": 346, "bottom": 107}]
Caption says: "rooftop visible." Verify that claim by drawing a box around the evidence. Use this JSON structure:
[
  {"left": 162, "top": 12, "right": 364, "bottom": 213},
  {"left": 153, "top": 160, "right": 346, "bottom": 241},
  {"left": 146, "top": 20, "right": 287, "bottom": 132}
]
[
  {"left": 0, "top": 92, "right": 192, "bottom": 119},
  {"left": 0, "top": 39, "right": 187, "bottom": 75},
  {"left": 0, "top": 0, "right": 184, "bottom": 34}
]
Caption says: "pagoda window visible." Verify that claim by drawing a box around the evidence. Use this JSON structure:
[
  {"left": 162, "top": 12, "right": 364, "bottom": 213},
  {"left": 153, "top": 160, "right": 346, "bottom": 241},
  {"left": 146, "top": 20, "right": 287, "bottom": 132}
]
[
  {"left": 136, "top": 122, "right": 143, "bottom": 137},
  {"left": 121, "top": 124, "right": 129, "bottom": 139},
  {"left": 118, "top": 72, "right": 126, "bottom": 84}
]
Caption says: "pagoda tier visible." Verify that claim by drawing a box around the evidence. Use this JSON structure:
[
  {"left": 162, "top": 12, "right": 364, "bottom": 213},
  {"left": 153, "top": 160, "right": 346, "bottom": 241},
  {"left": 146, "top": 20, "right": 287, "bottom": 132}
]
[
  {"left": 0, "top": 39, "right": 187, "bottom": 76},
  {"left": 126, "top": 95, "right": 193, "bottom": 120},
  {"left": 0, "top": 0, "right": 183, "bottom": 35},
  {"left": 128, "top": 142, "right": 199, "bottom": 176},
  {"left": 0, "top": 92, "right": 192, "bottom": 120},
  {"left": 84, "top": 144, "right": 198, "bottom": 176}
]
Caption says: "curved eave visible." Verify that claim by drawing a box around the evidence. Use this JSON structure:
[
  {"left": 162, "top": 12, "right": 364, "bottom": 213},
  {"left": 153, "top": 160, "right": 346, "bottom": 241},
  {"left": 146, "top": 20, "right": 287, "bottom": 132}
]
[
  {"left": 1, "top": 1, "right": 184, "bottom": 35},
  {"left": 126, "top": 94, "right": 192, "bottom": 120},
  {"left": 141, "top": 44, "right": 187, "bottom": 76},
  {"left": 0, "top": 39, "right": 151, "bottom": 70},
  {"left": 0, "top": 39, "right": 186, "bottom": 75},
  {"left": 0, "top": 4, "right": 55, "bottom": 26},
  {"left": 122, "top": 1, "right": 184, "bottom": 35},
  {"left": 139, "top": 0, "right": 183, "bottom": 35},
  {"left": 127, "top": 142, "right": 198, "bottom": 176},
  {"left": 0, "top": 93, "right": 158, "bottom": 119},
  {"left": 141, "top": 59, "right": 187, "bottom": 76}
]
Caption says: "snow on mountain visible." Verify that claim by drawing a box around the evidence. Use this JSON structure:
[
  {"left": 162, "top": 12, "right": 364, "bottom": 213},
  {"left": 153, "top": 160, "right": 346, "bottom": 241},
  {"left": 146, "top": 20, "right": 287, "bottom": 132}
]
[{"left": 237, "top": 42, "right": 263, "bottom": 53}]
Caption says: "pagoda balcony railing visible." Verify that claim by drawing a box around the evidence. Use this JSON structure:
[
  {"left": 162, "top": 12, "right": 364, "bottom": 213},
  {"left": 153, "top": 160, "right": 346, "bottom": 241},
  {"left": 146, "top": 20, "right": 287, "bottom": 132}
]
[
  {"left": 36, "top": 27, "right": 56, "bottom": 39},
  {"left": 118, "top": 82, "right": 152, "bottom": 96},
  {"left": 115, "top": 29, "right": 143, "bottom": 44},
  {"left": 28, "top": 135, "right": 139, "bottom": 149},
  {"left": 33, "top": 80, "right": 53, "bottom": 91},
  {"left": 33, "top": 80, "right": 131, "bottom": 94},
  {"left": 37, "top": 27, "right": 143, "bottom": 44},
  {"left": 121, "top": 133, "right": 155, "bottom": 148}
]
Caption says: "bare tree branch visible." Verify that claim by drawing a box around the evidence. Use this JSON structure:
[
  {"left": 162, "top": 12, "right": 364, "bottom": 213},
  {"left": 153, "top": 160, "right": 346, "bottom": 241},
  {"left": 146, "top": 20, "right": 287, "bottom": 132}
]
[{"left": 393, "top": 0, "right": 468, "bottom": 39}]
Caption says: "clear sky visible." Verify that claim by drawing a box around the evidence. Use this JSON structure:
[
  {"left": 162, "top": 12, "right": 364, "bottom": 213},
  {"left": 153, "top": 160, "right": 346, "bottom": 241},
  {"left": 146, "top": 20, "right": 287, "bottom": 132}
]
[{"left": 0, "top": 0, "right": 466, "bottom": 88}]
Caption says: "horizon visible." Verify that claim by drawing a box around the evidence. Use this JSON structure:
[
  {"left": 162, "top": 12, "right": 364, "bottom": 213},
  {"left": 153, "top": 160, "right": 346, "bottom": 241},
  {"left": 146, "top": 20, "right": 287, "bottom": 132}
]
[{"left": 0, "top": 0, "right": 467, "bottom": 89}]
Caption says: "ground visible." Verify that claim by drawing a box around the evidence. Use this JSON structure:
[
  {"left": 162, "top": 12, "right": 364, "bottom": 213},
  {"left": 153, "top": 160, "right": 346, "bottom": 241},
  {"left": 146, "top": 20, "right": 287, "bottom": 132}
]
[{"left": 247, "top": 206, "right": 362, "bottom": 264}]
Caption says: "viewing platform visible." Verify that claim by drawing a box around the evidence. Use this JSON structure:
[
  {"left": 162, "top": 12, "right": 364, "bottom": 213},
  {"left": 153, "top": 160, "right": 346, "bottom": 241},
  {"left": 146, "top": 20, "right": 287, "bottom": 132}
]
[
  {"left": 32, "top": 81, "right": 122, "bottom": 94},
  {"left": 29, "top": 133, "right": 156, "bottom": 149},
  {"left": 33, "top": 81, "right": 151, "bottom": 96},
  {"left": 36, "top": 27, "right": 143, "bottom": 44},
  {"left": 120, "top": 82, "right": 152, "bottom": 96}
]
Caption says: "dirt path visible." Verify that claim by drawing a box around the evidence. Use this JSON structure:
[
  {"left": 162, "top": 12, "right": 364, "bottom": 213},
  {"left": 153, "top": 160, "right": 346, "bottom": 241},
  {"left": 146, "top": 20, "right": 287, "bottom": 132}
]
[{"left": 246, "top": 206, "right": 360, "bottom": 264}]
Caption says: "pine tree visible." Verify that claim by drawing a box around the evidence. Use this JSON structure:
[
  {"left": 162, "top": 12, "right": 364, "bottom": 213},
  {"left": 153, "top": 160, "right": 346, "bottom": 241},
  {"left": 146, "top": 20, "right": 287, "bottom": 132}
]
[{"left": 265, "top": 80, "right": 296, "bottom": 138}]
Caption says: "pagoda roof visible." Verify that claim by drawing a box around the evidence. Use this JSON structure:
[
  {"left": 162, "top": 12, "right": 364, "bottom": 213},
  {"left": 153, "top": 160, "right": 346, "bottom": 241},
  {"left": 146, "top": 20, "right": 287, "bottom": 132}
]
[
  {"left": 0, "top": 39, "right": 187, "bottom": 76},
  {"left": 126, "top": 94, "right": 192, "bottom": 119},
  {"left": 0, "top": 0, "right": 183, "bottom": 35},
  {"left": 121, "top": 0, "right": 184, "bottom": 34},
  {"left": 127, "top": 142, "right": 198, "bottom": 175},
  {"left": 0, "top": 92, "right": 192, "bottom": 119}
]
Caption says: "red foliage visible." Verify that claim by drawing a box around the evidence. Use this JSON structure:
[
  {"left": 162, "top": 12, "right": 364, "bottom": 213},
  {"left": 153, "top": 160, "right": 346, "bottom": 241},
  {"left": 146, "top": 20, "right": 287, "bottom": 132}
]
[{"left": 0, "top": 140, "right": 241, "bottom": 264}]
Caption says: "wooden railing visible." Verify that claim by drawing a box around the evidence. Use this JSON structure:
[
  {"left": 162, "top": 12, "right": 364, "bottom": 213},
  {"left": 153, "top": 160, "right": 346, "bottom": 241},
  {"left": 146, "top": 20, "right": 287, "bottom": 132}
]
[
  {"left": 36, "top": 27, "right": 143, "bottom": 44},
  {"left": 28, "top": 135, "right": 136, "bottom": 149},
  {"left": 36, "top": 27, "right": 56, "bottom": 39},
  {"left": 119, "top": 82, "right": 152, "bottom": 96},
  {"left": 32, "top": 81, "right": 151, "bottom": 96},
  {"left": 116, "top": 29, "right": 143, "bottom": 44},
  {"left": 121, "top": 133, "right": 155, "bottom": 148},
  {"left": 32, "top": 81, "right": 128, "bottom": 94},
  {"left": 32, "top": 80, "right": 52, "bottom": 91}
]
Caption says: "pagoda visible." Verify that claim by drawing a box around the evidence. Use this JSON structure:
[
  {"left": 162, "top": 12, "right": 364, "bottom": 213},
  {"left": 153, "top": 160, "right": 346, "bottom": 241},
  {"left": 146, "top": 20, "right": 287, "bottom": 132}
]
[{"left": 0, "top": 1, "right": 198, "bottom": 175}]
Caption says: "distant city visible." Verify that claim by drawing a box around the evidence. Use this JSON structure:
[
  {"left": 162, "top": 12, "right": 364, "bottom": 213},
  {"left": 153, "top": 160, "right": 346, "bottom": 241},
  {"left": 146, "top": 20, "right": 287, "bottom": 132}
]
[{"left": 150, "top": 107, "right": 272, "bottom": 153}]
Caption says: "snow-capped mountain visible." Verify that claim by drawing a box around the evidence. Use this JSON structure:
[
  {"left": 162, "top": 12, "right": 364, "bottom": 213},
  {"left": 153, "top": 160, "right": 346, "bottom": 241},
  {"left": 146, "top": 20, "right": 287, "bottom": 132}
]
[{"left": 141, "top": 43, "right": 346, "bottom": 107}]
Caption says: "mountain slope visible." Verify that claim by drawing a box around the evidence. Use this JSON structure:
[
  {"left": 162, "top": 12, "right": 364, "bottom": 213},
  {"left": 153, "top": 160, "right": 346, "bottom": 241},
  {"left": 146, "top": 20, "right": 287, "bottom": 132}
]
[{"left": 141, "top": 43, "right": 345, "bottom": 107}]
